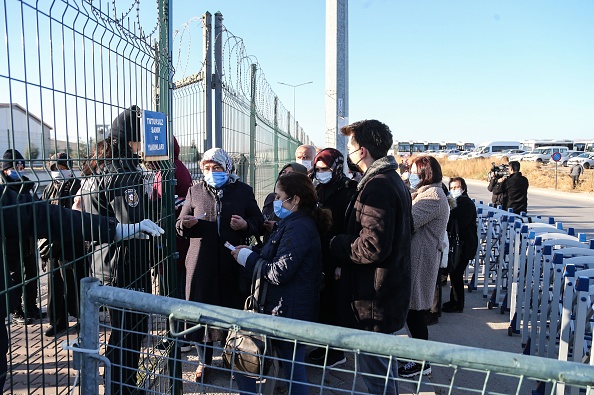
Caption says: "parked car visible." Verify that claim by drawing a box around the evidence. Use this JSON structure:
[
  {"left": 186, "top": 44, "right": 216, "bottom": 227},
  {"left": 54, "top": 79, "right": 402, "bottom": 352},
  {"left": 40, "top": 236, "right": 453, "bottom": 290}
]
[
  {"left": 522, "top": 146, "right": 569, "bottom": 163},
  {"left": 467, "top": 140, "right": 522, "bottom": 159},
  {"left": 436, "top": 149, "right": 461, "bottom": 158},
  {"left": 492, "top": 149, "right": 527, "bottom": 161},
  {"left": 559, "top": 150, "right": 582, "bottom": 167},
  {"left": 509, "top": 150, "right": 533, "bottom": 162},
  {"left": 448, "top": 151, "right": 470, "bottom": 161},
  {"left": 567, "top": 153, "right": 594, "bottom": 169}
]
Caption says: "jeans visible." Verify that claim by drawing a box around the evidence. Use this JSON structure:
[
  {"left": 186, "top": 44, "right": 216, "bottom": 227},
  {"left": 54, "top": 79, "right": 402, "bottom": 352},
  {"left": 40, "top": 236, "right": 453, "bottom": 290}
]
[
  {"left": 357, "top": 352, "right": 399, "bottom": 395},
  {"left": 235, "top": 341, "right": 308, "bottom": 395}
]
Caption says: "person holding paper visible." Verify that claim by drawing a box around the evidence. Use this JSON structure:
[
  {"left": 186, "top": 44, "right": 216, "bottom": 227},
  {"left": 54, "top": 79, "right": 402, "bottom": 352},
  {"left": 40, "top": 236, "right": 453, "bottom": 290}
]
[{"left": 176, "top": 147, "right": 263, "bottom": 381}]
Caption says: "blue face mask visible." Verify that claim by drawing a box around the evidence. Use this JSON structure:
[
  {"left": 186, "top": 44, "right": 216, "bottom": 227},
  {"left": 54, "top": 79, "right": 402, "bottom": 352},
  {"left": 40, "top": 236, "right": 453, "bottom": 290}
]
[
  {"left": 204, "top": 171, "right": 228, "bottom": 189},
  {"left": 273, "top": 198, "right": 294, "bottom": 219},
  {"left": 6, "top": 169, "right": 22, "bottom": 181},
  {"left": 450, "top": 189, "right": 463, "bottom": 199},
  {"left": 409, "top": 173, "right": 421, "bottom": 189}
]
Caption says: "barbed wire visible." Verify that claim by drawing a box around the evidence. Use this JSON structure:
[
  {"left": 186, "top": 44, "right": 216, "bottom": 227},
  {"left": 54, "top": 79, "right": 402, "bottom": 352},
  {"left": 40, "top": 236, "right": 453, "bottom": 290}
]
[{"left": 172, "top": 16, "right": 205, "bottom": 80}]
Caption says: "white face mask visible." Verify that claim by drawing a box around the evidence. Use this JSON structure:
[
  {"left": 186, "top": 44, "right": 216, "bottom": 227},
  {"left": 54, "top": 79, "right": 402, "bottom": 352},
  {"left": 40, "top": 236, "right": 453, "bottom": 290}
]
[
  {"left": 296, "top": 159, "right": 312, "bottom": 171},
  {"left": 315, "top": 171, "right": 332, "bottom": 184},
  {"left": 450, "top": 189, "right": 463, "bottom": 199},
  {"left": 51, "top": 170, "right": 73, "bottom": 180}
]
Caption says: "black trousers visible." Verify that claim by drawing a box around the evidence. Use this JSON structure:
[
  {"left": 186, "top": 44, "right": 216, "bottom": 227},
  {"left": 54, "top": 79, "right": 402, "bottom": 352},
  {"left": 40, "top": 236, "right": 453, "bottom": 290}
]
[
  {"left": 7, "top": 252, "right": 38, "bottom": 313},
  {"left": 47, "top": 258, "right": 88, "bottom": 325},
  {"left": 106, "top": 272, "right": 150, "bottom": 395},
  {"left": 406, "top": 309, "right": 429, "bottom": 341},
  {"left": 449, "top": 259, "right": 471, "bottom": 308}
]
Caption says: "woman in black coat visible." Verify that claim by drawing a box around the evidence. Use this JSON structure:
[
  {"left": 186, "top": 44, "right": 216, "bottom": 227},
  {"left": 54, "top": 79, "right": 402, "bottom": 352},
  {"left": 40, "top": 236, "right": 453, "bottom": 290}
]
[
  {"left": 308, "top": 148, "right": 357, "bottom": 366},
  {"left": 231, "top": 172, "right": 332, "bottom": 395},
  {"left": 176, "top": 147, "right": 263, "bottom": 380},
  {"left": 443, "top": 177, "right": 478, "bottom": 313}
]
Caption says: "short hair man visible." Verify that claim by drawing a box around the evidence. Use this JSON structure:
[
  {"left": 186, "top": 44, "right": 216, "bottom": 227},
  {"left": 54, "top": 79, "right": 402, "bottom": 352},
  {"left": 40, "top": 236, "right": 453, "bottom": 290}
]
[
  {"left": 329, "top": 119, "right": 412, "bottom": 395},
  {"left": 492, "top": 160, "right": 529, "bottom": 214},
  {"left": 294, "top": 144, "right": 316, "bottom": 171}
]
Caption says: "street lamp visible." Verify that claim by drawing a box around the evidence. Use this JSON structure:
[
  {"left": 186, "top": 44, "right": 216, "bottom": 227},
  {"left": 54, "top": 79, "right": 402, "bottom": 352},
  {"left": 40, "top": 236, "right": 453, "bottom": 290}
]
[{"left": 278, "top": 81, "right": 313, "bottom": 136}]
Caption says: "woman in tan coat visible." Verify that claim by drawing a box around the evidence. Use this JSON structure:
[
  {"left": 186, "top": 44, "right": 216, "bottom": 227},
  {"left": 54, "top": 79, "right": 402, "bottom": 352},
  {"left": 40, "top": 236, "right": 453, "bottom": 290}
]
[{"left": 399, "top": 155, "right": 450, "bottom": 378}]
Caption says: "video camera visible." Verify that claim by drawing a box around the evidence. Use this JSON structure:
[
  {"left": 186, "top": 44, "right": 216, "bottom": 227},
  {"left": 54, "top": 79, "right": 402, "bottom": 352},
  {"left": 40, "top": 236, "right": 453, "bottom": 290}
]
[{"left": 488, "top": 162, "right": 509, "bottom": 181}]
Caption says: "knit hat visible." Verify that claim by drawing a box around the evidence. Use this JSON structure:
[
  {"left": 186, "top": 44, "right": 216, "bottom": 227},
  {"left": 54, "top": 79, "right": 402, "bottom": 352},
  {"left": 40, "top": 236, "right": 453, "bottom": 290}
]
[
  {"left": 2, "top": 149, "right": 25, "bottom": 171},
  {"left": 47, "top": 152, "right": 72, "bottom": 170},
  {"left": 109, "top": 105, "right": 141, "bottom": 142},
  {"left": 201, "top": 147, "right": 233, "bottom": 173}
]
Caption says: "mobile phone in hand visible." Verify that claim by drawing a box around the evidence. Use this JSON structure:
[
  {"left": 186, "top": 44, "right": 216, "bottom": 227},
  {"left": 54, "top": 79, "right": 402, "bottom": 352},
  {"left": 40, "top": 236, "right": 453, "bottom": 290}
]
[{"left": 224, "top": 241, "right": 236, "bottom": 251}]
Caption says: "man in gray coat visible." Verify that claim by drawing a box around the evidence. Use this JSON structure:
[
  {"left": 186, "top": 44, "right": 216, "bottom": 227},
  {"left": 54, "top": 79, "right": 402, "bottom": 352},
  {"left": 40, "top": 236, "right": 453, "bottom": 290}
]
[
  {"left": 570, "top": 162, "right": 583, "bottom": 189},
  {"left": 330, "top": 119, "right": 413, "bottom": 395}
]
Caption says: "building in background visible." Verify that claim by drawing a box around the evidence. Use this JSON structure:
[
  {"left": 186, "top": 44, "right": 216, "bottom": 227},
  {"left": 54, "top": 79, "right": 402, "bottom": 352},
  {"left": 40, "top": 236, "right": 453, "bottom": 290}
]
[{"left": 0, "top": 103, "right": 52, "bottom": 160}]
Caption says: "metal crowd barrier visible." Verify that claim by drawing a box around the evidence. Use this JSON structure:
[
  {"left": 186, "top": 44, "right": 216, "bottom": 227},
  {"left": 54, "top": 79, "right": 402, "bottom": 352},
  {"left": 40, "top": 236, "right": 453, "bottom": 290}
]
[{"left": 72, "top": 277, "right": 594, "bottom": 395}]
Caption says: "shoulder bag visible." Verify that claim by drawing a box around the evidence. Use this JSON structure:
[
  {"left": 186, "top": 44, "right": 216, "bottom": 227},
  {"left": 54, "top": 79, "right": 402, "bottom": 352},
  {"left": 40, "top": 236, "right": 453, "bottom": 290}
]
[{"left": 222, "top": 258, "right": 273, "bottom": 378}]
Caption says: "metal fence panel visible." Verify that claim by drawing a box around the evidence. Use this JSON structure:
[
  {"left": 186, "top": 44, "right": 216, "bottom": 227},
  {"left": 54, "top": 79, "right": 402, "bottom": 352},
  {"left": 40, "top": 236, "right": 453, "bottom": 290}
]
[
  {"left": 1, "top": 0, "right": 174, "bottom": 393},
  {"left": 78, "top": 278, "right": 594, "bottom": 395}
]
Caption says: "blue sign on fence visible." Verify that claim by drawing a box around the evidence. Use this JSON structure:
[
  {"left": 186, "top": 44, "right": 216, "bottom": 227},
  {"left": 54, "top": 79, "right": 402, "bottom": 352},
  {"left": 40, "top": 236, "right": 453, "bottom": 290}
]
[{"left": 142, "top": 110, "right": 168, "bottom": 160}]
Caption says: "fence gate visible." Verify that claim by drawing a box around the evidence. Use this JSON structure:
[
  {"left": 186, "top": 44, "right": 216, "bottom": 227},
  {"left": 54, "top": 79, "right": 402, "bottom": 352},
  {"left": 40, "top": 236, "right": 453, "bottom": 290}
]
[{"left": 0, "top": 0, "right": 175, "bottom": 393}]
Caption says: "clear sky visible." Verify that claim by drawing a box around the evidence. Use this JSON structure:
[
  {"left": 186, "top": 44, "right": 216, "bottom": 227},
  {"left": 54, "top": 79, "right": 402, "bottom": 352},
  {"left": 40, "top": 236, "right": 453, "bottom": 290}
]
[{"left": 171, "top": 0, "right": 594, "bottom": 146}]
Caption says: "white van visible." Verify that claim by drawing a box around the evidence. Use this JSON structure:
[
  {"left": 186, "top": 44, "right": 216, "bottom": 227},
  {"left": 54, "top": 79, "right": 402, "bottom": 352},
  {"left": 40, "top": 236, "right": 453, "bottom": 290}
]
[
  {"left": 522, "top": 146, "right": 569, "bottom": 163},
  {"left": 468, "top": 141, "right": 522, "bottom": 159}
]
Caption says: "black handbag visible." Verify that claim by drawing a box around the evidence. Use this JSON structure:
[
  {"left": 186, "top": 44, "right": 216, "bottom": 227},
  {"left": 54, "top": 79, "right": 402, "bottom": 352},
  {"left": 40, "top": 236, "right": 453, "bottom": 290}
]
[
  {"left": 448, "top": 220, "right": 463, "bottom": 272},
  {"left": 222, "top": 258, "right": 273, "bottom": 378}
]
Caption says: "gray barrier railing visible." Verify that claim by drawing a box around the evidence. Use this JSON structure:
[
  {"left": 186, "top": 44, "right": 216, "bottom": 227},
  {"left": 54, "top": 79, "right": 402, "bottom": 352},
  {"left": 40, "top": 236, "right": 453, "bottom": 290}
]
[{"left": 78, "top": 277, "right": 594, "bottom": 395}]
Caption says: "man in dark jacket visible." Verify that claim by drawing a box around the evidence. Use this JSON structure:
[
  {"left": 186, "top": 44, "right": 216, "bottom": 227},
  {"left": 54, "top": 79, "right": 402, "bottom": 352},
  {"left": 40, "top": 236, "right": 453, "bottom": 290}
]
[
  {"left": 0, "top": 183, "right": 164, "bottom": 391},
  {"left": 491, "top": 160, "right": 529, "bottom": 214},
  {"left": 330, "top": 119, "right": 412, "bottom": 395},
  {"left": 1, "top": 149, "right": 44, "bottom": 325}
]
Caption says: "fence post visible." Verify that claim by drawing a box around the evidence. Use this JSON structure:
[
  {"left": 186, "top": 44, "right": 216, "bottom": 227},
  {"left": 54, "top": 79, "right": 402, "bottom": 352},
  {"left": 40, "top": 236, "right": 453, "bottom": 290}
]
[
  {"left": 273, "top": 96, "right": 279, "bottom": 174},
  {"left": 80, "top": 277, "right": 101, "bottom": 394},
  {"left": 249, "top": 64, "right": 257, "bottom": 187},
  {"left": 214, "top": 12, "right": 223, "bottom": 148},
  {"left": 203, "top": 12, "right": 212, "bottom": 151}
]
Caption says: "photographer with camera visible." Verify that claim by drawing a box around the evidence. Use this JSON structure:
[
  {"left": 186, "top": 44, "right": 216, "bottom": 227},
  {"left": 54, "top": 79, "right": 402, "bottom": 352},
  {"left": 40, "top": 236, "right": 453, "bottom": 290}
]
[
  {"left": 487, "top": 162, "right": 509, "bottom": 208},
  {"left": 489, "top": 160, "right": 529, "bottom": 214}
]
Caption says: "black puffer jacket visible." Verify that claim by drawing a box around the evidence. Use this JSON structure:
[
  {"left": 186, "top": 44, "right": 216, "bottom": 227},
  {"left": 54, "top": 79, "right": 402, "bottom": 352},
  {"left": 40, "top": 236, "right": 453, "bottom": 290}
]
[{"left": 330, "top": 156, "right": 413, "bottom": 334}]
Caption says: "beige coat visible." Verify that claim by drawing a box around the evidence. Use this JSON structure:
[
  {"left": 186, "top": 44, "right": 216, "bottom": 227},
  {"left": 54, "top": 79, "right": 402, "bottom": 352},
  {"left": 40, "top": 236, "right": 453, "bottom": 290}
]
[{"left": 409, "top": 183, "right": 450, "bottom": 311}]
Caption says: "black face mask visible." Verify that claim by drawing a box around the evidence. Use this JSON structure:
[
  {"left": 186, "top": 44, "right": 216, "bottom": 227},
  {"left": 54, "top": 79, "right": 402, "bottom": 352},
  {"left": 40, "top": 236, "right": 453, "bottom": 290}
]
[{"left": 347, "top": 155, "right": 362, "bottom": 174}]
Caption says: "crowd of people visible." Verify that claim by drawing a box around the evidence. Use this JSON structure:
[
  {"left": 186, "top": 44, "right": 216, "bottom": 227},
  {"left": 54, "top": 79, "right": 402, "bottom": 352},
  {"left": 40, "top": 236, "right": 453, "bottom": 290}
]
[{"left": 1, "top": 113, "right": 485, "bottom": 394}]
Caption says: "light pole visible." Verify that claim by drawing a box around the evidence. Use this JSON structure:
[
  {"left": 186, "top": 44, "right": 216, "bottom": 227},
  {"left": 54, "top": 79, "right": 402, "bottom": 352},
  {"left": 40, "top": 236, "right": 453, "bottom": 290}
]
[{"left": 278, "top": 81, "right": 313, "bottom": 136}]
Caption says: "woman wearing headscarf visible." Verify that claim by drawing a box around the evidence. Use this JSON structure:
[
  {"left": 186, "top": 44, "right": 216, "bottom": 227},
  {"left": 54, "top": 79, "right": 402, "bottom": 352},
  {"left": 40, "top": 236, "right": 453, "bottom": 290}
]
[
  {"left": 176, "top": 147, "right": 263, "bottom": 381},
  {"left": 398, "top": 155, "right": 449, "bottom": 379},
  {"left": 307, "top": 148, "right": 357, "bottom": 367}
]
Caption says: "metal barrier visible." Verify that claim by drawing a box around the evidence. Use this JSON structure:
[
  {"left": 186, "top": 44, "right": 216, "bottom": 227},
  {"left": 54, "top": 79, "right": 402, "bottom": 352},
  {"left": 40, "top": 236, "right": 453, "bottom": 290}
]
[{"left": 76, "top": 277, "right": 594, "bottom": 395}]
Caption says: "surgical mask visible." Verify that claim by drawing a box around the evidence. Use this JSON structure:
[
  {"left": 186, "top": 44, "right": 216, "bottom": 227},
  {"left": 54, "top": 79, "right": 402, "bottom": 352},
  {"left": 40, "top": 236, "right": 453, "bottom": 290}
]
[
  {"left": 450, "top": 189, "right": 463, "bottom": 199},
  {"left": 315, "top": 172, "right": 332, "bottom": 184},
  {"left": 409, "top": 173, "right": 421, "bottom": 189},
  {"left": 204, "top": 171, "right": 228, "bottom": 189},
  {"left": 273, "top": 198, "right": 293, "bottom": 219},
  {"left": 296, "top": 159, "right": 312, "bottom": 171},
  {"left": 51, "top": 170, "right": 73, "bottom": 180},
  {"left": 6, "top": 169, "right": 22, "bottom": 181}
]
